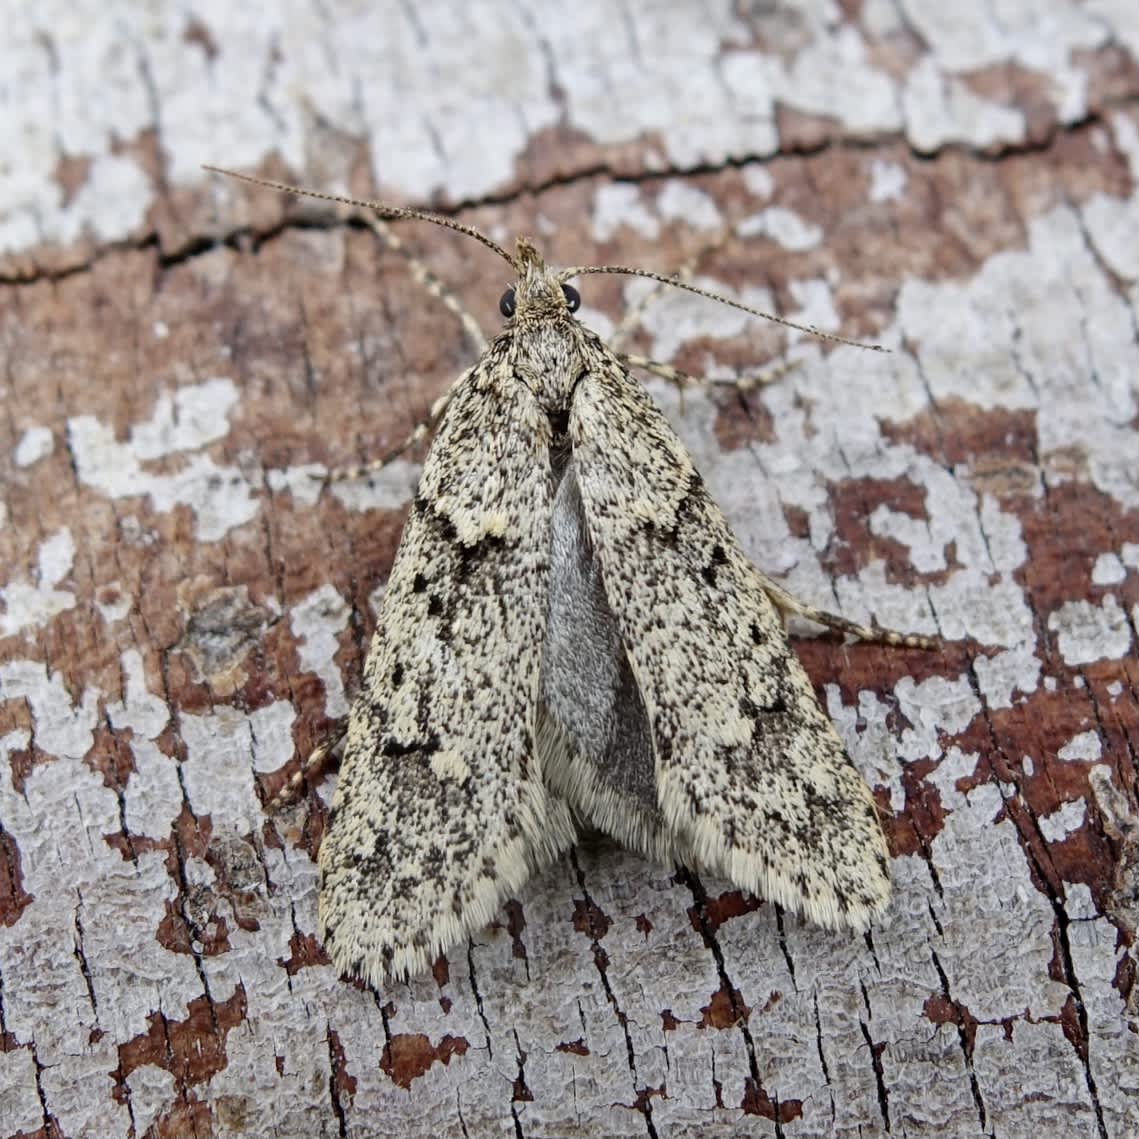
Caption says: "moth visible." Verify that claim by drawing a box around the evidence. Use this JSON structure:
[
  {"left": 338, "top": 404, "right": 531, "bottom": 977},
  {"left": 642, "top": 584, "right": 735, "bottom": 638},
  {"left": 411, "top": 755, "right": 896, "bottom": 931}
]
[{"left": 207, "top": 167, "right": 934, "bottom": 986}]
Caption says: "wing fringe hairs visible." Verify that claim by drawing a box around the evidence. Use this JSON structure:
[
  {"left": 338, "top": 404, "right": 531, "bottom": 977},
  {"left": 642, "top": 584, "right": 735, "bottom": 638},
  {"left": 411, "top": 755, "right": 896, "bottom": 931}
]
[{"left": 206, "top": 168, "right": 934, "bottom": 987}]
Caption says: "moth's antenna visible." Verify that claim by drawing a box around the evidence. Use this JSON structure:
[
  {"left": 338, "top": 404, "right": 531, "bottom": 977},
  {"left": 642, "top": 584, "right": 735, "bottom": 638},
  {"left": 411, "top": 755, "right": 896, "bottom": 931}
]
[
  {"left": 559, "top": 263, "right": 887, "bottom": 352},
  {"left": 202, "top": 165, "right": 515, "bottom": 266}
]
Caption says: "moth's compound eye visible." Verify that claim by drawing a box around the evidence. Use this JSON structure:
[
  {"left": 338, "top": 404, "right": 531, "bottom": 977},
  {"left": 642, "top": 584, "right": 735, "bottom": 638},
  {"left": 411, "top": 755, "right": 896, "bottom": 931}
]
[
  {"left": 499, "top": 288, "right": 516, "bottom": 318},
  {"left": 562, "top": 284, "right": 581, "bottom": 312}
]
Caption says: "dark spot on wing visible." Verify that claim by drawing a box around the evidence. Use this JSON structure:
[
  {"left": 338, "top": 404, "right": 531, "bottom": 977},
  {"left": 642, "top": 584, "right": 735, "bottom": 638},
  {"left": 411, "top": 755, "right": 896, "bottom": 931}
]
[
  {"left": 453, "top": 533, "right": 505, "bottom": 584},
  {"left": 740, "top": 690, "right": 788, "bottom": 720},
  {"left": 701, "top": 543, "right": 728, "bottom": 586},
  {"left": 381, "top": 733, "right": 441, "bottom": 758},
  {"left": 638, "top": 469, "right": 704, "bottom": 544}
]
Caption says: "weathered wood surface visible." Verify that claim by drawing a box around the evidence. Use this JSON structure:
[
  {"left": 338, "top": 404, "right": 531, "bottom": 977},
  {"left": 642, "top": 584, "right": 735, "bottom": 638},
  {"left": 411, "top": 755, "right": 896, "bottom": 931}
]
[{"left": 1, "top": 3, "right": 1137, "bottom": 1137}]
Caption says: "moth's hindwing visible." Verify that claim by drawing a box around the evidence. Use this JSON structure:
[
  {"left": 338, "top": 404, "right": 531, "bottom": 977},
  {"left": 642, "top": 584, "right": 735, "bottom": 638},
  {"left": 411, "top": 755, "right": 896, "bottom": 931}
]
[{"left": 539, "top": 459, "right": 682, "bottom": 865}]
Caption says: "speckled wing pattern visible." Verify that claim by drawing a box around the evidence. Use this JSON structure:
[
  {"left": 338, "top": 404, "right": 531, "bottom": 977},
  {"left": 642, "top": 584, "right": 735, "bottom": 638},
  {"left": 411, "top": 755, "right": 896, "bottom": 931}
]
[
  {"left": 318, "top": 352, "right": 577, "bottom": 986},
  {"left": 562, "top": 353, "right": 891, "bottom": 931}
]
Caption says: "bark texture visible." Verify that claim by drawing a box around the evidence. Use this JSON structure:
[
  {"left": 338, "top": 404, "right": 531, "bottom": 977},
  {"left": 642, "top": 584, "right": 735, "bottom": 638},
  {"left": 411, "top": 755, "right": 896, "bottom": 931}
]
[{"left": 1, "top": 3, "right": 1137, "bottom": 1137}]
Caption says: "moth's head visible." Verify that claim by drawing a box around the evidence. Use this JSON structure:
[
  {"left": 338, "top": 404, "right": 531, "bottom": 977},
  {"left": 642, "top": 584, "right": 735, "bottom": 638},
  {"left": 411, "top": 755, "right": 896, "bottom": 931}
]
[{"left": 499, "top": 237, "right": 581, "bottom": 323}]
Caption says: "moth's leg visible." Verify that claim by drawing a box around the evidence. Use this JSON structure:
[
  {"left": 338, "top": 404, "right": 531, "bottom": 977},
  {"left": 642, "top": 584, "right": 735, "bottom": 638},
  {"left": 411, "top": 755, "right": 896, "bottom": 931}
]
[
  {"left": 620, "top": 353, "right": 800, "bottom": 396},
  {"left": 318, "top": 366, "right": 471, "bottom": 484},
  {"left": 608, "top": 278, "right": 672, "bottom": 354},
  {"left": 607, "top": 228, "right": 809, "bottom": 399},
  {"left": 266, "top": 723, "right": 347, "bottom": 810},
  {"left": 365, "top": 217, "right": 489, "bottom": 354},
  {"left": 608, "top": 235, "right": 728, "bottom": 354},
  {"left": 758, "top": 573, "right": 940, "bottom": 650},
  {"left": 319, "top": 217, "right": 488, "bottom": 485}
]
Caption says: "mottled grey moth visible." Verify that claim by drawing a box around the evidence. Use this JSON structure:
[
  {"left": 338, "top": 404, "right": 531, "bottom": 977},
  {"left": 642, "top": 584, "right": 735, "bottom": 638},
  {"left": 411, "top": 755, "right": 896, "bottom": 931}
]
[{"left": 207, "top": 167, "right": 936, "bottom": 986}]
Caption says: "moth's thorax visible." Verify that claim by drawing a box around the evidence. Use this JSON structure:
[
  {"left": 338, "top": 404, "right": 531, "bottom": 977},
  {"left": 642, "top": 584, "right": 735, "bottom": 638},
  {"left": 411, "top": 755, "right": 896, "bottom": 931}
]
[{"left": 508, "top": 317, "right": 584, "bottom": 409}]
